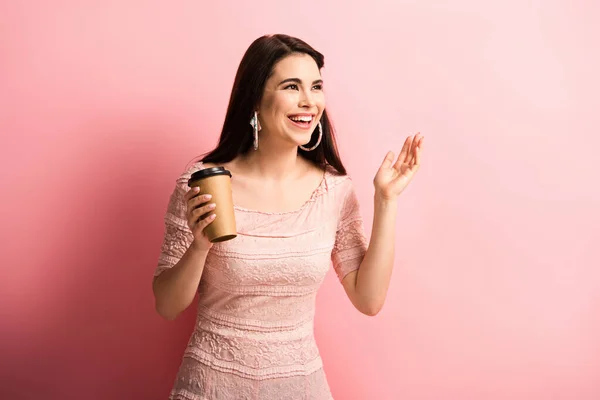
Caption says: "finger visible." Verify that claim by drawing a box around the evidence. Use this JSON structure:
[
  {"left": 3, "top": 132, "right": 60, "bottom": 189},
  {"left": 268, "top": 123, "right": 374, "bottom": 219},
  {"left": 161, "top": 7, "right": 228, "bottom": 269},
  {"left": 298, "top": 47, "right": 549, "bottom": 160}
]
[
  {"left": 188, "top": 203, "right": 215, "bottom": 229},
  {"left": 406, "top": 133, "right": 421, "bottom": 165},
  {"left": 409, "top": 163, "right": 420, "bottom": 175},
  {"left": 413, "top": 144, "right": 421, "bottom": 166},
  {"left": 416, "top": 134, "right": 424, "bottom": 149},
  {"left": 379, "top": 151, "right": 395, "bottom": 170},
  {"left": 185, "top": 186, "right": 201, "bottom": 201},
  {"left": 192, "top": 203, "right": 217, "bottom": 222},
  {"left": 413, "top": 136, "right": 424, "bottom": 166},
  {"left": 395, "top": 136, "right": 413, "bottom": 169},
  {"left": 399, "top": 136, "right": 411, "bottom": 159},
  {"left": 190, "top": 193, "right": 212, "bottom": 210},
  {"left": 194, "top": 213, "right": 217, "bottom": 235},
  {"left": 394, "top": 137, "right": 412, "bottom": 170}
]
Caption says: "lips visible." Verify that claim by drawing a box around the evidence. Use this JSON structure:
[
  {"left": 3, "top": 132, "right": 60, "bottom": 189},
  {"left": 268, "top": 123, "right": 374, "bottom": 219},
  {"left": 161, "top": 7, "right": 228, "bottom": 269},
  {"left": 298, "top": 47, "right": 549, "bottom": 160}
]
[{"left": 287, "top": 114, "right": 315, "bottom": 129}]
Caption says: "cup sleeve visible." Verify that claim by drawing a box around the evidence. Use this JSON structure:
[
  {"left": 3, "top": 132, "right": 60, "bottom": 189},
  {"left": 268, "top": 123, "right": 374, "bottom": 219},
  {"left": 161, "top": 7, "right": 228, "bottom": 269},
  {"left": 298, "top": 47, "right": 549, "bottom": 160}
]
[
  {"left": 154, "top": 181, "right": 194, "bottom": 278},
  {"left": 331, "top": 180, "right": 368, "bottom": 283}
]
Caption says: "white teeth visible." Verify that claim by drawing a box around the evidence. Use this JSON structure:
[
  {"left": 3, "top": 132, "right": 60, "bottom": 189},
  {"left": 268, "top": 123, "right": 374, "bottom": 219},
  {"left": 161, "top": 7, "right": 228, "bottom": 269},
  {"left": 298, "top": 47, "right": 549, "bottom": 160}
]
[{"left": 290, "top": 116, "right": 313, "bottom": 122}]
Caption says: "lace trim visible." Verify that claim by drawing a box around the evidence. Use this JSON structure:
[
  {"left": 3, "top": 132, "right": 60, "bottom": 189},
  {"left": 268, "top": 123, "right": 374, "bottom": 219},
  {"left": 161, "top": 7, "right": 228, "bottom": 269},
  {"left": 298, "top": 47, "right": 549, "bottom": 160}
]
[
  {"left": 209, "top": 243, "right": 333, "bottom": 259},
  {"left": 156, "top": 223, "right": 193, "bottom": 276},
  {"left": 184, "top": 338, "right": 323, "bottom": 380},
  {"left": 170, "top": 355, "right": 332, "bottom": 399},
  {"left": 154, "top": 169, "right": 194, "bottom": 276},
  {"left": 202, "top": 249, "right": 332, "bottom": 296},
  {"left": 200, "top": 274, "right": 323, "bottom": 297},
  {"left": 331, "top": 218, "right": 368, "bottom": 280},
  {"left": 196, "top": 304, "right": 315, "bottom": 333},
  {"left": 330, "top": 174, "right": 369, "bottom": 281}
]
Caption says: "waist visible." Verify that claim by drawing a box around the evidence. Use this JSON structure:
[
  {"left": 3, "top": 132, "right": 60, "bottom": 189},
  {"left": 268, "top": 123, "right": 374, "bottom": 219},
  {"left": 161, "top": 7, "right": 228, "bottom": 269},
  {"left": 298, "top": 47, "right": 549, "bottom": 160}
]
[
  {"left": 196, "top": 288, "right": 317, "bottom": 333},
  {"left": 196, "top": 305, "right": 315, "bottom": 336},
  {"left": 186, "top": 313, "right": 321, "bottom": 379}
]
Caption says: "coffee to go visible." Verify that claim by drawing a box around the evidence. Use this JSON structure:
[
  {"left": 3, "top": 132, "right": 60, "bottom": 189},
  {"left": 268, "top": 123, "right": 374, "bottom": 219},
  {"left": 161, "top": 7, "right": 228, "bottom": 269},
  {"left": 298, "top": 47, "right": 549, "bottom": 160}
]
[{"left": 188, "top": 166, "right": 237, "bottom": 243}]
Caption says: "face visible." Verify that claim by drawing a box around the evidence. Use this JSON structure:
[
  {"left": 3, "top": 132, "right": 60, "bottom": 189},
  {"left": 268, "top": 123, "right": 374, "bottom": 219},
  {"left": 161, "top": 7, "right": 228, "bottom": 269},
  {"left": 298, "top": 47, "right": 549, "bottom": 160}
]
[{"left": 257, "top": 53, "right": 325, "bottom": 148}]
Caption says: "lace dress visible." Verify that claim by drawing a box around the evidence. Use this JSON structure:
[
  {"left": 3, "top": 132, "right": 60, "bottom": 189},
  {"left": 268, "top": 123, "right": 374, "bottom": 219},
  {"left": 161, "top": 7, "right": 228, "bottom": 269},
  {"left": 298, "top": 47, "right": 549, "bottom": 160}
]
[{"left": 154, "top": 162, "right": 368, "bottom": 400}]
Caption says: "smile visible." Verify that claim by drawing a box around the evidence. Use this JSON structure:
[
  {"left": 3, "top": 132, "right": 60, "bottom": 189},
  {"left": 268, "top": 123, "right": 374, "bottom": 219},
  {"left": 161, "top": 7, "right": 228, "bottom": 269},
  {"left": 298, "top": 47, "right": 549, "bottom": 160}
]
[{"left": 287, "top": 114, "right": 314, "bottom": 129}]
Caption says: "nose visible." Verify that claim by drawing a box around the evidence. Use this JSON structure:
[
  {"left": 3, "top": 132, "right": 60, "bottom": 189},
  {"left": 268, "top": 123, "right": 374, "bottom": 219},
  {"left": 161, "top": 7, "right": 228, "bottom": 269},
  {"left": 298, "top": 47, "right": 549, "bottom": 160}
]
[{"left": 298, "top": 89, "right": 316, "bottom": 108}]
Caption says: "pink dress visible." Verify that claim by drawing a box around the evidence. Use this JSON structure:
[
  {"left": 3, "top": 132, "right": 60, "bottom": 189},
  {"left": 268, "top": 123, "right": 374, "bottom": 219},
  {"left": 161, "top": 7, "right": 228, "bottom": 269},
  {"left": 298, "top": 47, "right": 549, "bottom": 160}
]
[{"left": 154, "top": 162, "right": 368, "bottom": 400}]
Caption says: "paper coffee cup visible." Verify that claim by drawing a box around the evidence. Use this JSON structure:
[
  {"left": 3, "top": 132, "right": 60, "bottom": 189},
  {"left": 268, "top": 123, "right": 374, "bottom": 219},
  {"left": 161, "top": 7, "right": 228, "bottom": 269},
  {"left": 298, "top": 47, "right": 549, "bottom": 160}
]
[{"left": 188, "top": 166, "right": 237, "bottom": 243}]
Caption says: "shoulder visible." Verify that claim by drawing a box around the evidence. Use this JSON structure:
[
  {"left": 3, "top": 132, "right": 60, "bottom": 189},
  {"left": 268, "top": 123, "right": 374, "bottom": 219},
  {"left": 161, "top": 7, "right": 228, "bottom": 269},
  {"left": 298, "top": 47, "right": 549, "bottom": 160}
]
[
  {"left": 324, "top": 165, "right": 355, "bottom": 194},
  {"left": 175, "top": 161, "right": 205, "bottom": 186}
]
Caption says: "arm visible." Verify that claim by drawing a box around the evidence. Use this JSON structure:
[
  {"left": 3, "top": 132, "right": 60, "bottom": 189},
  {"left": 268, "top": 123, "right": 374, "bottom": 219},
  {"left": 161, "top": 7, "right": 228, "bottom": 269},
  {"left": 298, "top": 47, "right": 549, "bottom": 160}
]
[
  {"left": 342, "top": 133, "right": 423, "bottom": 316},
  {"left": 341, "top": 196, "right": 396, "bottom": 316},
  {"left": 152, "top": 174, "right": 217, "bottom": 320},
  {"left": 153, "top": 241, "right": 209, "bottom": 320}
]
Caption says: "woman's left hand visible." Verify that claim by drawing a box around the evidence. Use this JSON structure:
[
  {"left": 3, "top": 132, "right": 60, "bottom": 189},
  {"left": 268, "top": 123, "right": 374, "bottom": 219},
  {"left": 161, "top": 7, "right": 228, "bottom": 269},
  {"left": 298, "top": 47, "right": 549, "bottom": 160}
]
[{"left": 373, "top": 132, "right": 424, "bottom": 201}]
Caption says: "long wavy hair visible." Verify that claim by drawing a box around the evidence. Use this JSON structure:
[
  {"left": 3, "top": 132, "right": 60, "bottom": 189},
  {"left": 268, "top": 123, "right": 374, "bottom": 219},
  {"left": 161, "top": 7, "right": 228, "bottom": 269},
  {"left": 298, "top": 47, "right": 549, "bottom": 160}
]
[{"left": 200, "top": 34, "right": 346, "bottom": 175}]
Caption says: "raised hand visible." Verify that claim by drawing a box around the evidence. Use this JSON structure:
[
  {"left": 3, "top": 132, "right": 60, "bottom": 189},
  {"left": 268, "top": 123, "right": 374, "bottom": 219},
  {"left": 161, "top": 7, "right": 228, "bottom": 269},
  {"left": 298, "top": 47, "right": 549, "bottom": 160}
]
[{"left": 373, "top": 132, "right": 424, "bottom": 201}]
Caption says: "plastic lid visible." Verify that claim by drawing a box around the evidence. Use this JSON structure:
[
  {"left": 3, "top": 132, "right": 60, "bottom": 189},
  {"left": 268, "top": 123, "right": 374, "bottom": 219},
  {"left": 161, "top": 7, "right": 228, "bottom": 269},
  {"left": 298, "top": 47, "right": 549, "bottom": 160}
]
[{"left": 188, "top": 166, "right": 232, "bottom": 186}]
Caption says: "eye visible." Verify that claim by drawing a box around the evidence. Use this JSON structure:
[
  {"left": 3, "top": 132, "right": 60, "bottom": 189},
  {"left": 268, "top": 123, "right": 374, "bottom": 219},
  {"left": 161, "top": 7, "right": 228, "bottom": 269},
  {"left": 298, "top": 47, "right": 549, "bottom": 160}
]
[
  {"left": 284, "top": 84, "right": 299, "bottom": 90},
  {"left": 312, "top": 84, "right": 323, "bottom": 90}
]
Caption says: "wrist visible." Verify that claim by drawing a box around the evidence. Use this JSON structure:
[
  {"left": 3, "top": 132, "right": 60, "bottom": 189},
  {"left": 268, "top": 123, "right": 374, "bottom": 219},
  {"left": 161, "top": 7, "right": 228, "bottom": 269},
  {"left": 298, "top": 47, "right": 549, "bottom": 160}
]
[
  {"left": 189, "top": 239, "right": 211, "bottom": 255},
  {"left": 374, "top": 193, "right": 398, "bottom": 208}
]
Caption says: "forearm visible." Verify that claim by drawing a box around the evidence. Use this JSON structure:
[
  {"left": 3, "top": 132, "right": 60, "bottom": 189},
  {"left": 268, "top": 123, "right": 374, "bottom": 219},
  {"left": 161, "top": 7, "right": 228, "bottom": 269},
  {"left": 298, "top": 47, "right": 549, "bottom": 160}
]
[
  {"left": 355, "top": 195, "right": 397, "bottom": 313},
  {"left": 152, "top": 241, "right": 209, "bottom": 320}
]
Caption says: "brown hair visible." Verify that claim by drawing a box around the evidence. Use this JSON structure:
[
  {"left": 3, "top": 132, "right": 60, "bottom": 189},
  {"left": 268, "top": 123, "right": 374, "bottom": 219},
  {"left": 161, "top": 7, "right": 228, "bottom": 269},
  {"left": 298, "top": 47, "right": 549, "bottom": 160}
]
[{"left": 201, "top": 34, "right": 346, "bottom": 174}]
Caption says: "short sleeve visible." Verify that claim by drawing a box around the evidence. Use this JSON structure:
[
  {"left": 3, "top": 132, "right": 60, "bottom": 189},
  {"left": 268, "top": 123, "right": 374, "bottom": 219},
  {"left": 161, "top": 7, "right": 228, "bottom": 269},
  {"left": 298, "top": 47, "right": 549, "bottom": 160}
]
[
  {"left": 154, "top": 178, "right": 194, "bottom": 277},
  {"left": 331, "top": 179, "right": 368, "bottom": 282}
]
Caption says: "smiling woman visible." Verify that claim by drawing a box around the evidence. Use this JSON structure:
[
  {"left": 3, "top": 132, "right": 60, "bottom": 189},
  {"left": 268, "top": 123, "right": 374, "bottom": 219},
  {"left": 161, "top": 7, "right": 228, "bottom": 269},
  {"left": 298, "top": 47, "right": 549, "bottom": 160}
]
[{"left": 152, "top": 33, "right": 423, "bottom": 400}]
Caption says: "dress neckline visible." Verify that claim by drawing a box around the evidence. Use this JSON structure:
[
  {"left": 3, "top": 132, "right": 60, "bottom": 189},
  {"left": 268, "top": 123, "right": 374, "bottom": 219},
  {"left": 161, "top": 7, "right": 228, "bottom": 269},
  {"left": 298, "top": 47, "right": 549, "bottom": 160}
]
[
  {"left": 194, "top": 161, "right": 331, "bottom": 216},
  {"left": 233, "top": 166, "right": 329, "bottom": 215}
]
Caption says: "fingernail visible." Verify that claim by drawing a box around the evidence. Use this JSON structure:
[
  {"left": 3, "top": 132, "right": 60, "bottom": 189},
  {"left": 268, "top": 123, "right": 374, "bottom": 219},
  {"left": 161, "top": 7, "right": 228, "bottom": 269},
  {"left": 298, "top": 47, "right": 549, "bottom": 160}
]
[
  {"left": 210, "top": 214, "right": 216, "bottom": 219},
  {"left": 205, "top": 194, "right": 212, "bottom": 200},
  {"left": 193, "top": 187, "right": 200, "bottom": 192},
  {"left": 209, "top": 203, "right": 216, "bottom": 209}
]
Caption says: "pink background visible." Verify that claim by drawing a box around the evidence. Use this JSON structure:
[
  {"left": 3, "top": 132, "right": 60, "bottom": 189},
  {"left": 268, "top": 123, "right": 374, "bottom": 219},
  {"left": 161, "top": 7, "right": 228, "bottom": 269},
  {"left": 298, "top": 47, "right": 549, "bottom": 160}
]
[{"left": 1, "top": 1, "right": 599, "bottom": 399}]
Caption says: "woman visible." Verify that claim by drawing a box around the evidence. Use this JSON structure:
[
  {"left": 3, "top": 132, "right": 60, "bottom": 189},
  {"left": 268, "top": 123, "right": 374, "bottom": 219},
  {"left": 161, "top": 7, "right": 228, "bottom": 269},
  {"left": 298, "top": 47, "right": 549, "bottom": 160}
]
[{"left": 152, "top": 34, "right": 423, "bottom": 399}]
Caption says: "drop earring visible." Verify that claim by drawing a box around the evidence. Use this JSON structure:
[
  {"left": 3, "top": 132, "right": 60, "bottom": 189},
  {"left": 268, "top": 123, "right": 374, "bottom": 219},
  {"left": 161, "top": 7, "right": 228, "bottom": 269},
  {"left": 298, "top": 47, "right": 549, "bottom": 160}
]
[{"left": 250, "top": 111, "right": 261, "bottom": 150}]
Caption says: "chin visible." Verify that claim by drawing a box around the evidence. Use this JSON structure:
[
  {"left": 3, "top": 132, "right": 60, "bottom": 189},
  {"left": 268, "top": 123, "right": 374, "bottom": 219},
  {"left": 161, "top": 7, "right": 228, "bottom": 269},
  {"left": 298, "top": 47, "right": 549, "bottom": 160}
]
[
  {"left": 282, "top": 129, "right": 312, "bottom": 145},
  {"left": 293, "top": 134, "right": 314, "bottom": 148}
]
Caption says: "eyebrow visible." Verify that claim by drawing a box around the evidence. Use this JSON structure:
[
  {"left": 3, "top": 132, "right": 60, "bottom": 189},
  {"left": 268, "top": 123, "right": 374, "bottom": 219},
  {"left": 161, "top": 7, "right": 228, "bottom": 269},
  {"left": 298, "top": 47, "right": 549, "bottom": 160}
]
[{"left": 278, "top": 78, "right": 323, "bottom": 86}]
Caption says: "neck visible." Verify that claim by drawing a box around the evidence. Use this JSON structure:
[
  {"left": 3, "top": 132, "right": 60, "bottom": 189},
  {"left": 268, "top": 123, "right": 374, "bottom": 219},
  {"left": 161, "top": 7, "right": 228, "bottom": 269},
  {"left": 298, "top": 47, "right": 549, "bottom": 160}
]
[{"left": 241, "top": 136, "right": 305, "bottom": 181}]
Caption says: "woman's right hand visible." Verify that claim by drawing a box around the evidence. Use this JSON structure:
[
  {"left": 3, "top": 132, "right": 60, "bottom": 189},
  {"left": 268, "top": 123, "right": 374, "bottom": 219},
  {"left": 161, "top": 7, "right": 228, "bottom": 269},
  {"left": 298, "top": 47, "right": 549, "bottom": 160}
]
[{"left": 184, "top": 186, "right": 216, "bottom": 252}]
